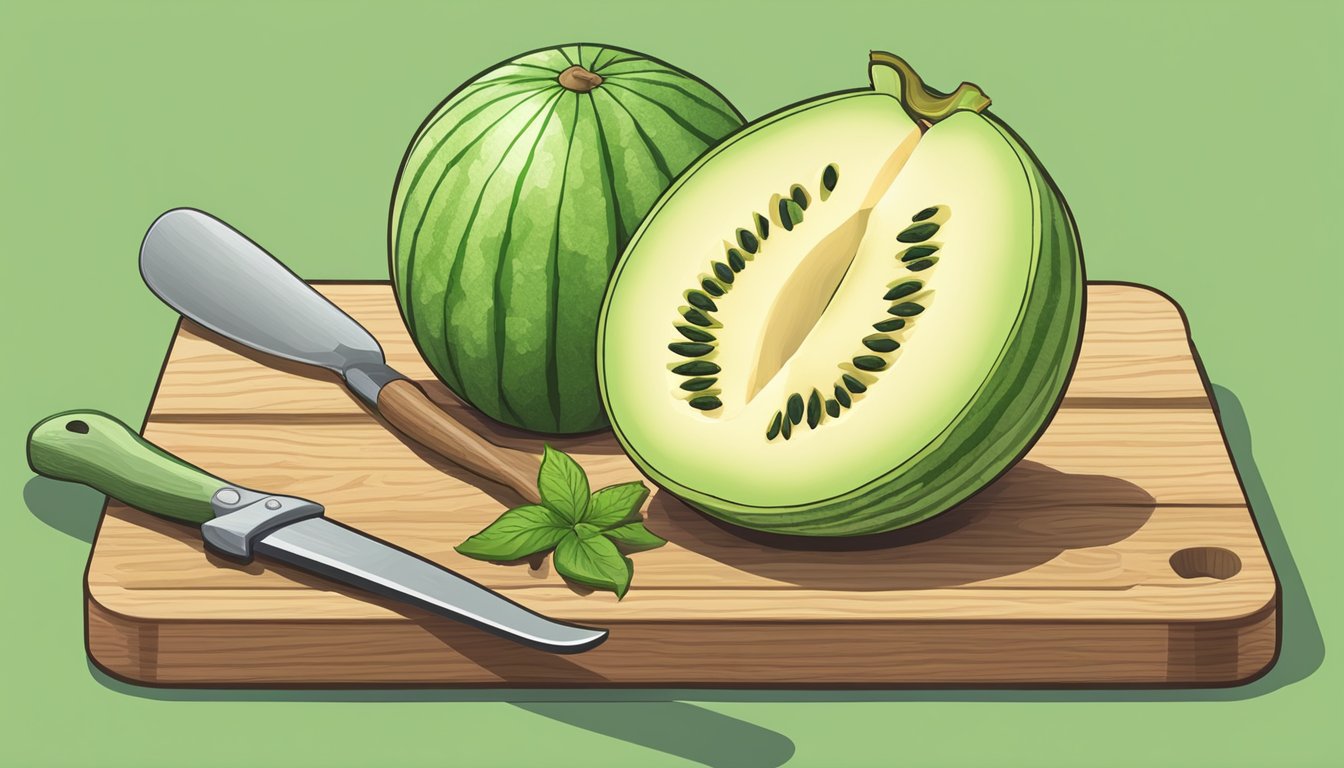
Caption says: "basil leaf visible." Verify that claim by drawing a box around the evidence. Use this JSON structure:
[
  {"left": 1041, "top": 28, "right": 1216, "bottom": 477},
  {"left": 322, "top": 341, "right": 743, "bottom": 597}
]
[
  {"left": 454, "top": 504, "right": 571, "bottom": 562},
  {"left": 603, "top": 522, "right": 668, "bottom": 553},
  {"left": 554, "top": 531, "right": 633, "bottom": 599},
  {"left": 584, "top": 481, "right": 649, "bottom": 527},
  {"left": 537, "top": 445, "right": 589, "bottom": 523}
]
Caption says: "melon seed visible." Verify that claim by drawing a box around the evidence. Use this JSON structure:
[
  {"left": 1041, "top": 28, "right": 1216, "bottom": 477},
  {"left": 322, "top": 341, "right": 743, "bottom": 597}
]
[
  {"left": 883, "top": 281, "right": 922, "bottom": 301},
  {"left": 681, "top": 377, "right": 717, "bottom": 391},
  {"left": 787, "top": 393, "right": 804, "bottom": 425},
  {"left": 737, "top": 228, "right": 759, "bottom": 254},
  {"left": 821, "top": 164, "right": 839, "bottom": 192},
  {"left": 897, "top": 222, "right": 940, "bottom": 243},
  {"left": 863, "top": 335, "right": 900, "bottom": 353},
  {"left": 689, "top": 395, "right": 722, "bottom": 411},
  {"left": 825, "top": 398, "right": 841, "bottom": 418},
  {"left": 834, "top": 384, "right": 852, "bottom": 407},
  {"left": 766, "top": 411, "right": 783, "bottom": 440},
  {"left": 912, "top": 206, "right": 939, "bottom": 222},
  {"left": 683, "top": 308, "right": 713, "bottom": 326},
  {"left": 701, "top": 278, "right": 725, "bottom": 297},
  {"left": 673, "top": 361, "right": 719, "bottom": 376},
  {"left": 872, "top": 317, "right": 906, "bottom": 332},
  {"left": 889, "top": 302, "right": 925, "bottom": 317},
  {"left": 900, "top": 246, "right": 938, "bottom": 262},
  {"left": 853, "top": 355, "right": 887, "bottom": 371},
  {"left": 713, "top": 262, "right": 735, "bottom": 283},
  {"left": 669, "top": 342, "right": 714, "bottom": 357},
  {"left": 842, "top": 373, "right": 867, "bottom": 393},
  {"left": 778, "top": 196, "right": 808, "bottom": 231},
  {"left": 806, "top": 390, "right": 822, "bottom": 428},
  {"left": 687, "top": 291, "right": 717, "bottom": 312},
  {"left": 781, "top": 418, "right": 792, "bottom": 439},
  {"left": 754, "top": 213, "right": 770, "bottom": 241},
  {"left": 907, "top": 259, "right": 936, "bottom": 272},
  {"left": 676, "top": 325, "right": 715, "bottom": 342},
  {"left": 727, "top": 249, "right": 746, "bottom": 272},
  {"left": 790, "top": 184, "right": 809, "bottom": 210}
]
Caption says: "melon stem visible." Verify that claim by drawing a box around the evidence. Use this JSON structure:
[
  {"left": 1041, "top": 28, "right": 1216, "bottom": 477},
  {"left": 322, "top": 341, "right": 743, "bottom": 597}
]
[
  {"left": 869, "top": 52, "right": 991, "bottom": 124},
  {"left": 558, "top": 65, "right": 604, "bottom": 93}
]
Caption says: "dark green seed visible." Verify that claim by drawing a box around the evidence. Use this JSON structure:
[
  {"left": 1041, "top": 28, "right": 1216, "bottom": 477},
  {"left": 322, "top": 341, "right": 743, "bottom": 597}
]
[
  {"left": 727, "top": 249, "right": 746, "bottom": 272},
  {"left": 834, "top": 384, "right": 852, "bottom": 407},
  {"left": 907, "top": 259, "right": 936, "bottom": 272},
  {"left": 883, "top": 281, "right": 922, "bottom": 300},
  {"left": 669, "top": 342, "right": 714, "bottom": 357},
  {"left": 676, "top": 325, "right": 715, "bottom": 342},
  {"left": 673, "top": 361, "right": 719, "bottom": 376},
  {"left": 754, "top": 213, "right": 770, "bottom": 241},
  {"left": 781, "top": 418, "right": 792, "bottom": 440},
  {"left": 766, "top": 411, "right": 782, "bottom": 440},
  {"left": 897, "top": 222, "right": 940, "bottom": 243},
  {"left": 687, "top": 291, "right": 717, "bottom": 312},
  {"left": 821, "top": 164, "right": 839, "bottom": 192},
  {"left": 791, "top": 185, "right": 809, "bottom": 210},
  {"left": 806, "top": 390, "right": 822, "bottom": 428},
  {"left": 713, "top": 262, "right": 734, "bottom": 283},
  {"left": 681, "top": 377, "right": 717, "bottom": 392},
  {"left": 701, "top": 278, "right": 725, "bottom": 297},
  {"left": 873, "top": 317, "right": 906, "bottom": 332},
  {"left": 778, "top": 199, "right": 794, "bottom": 231},
  {"left": 825, "top": 399, "right": 841, "bottom": 418},
  {"left": 912, "top": 206, "right": 939, "bottom": 222},
  {"left": 737, "top": 228, "right": 759, "bottom": 254},
  {"left": 683, "top": 308, "right": 713, "bottom": 326},
  {"left": 786, "top": 393, "right": 804, "bottom": 425},
  {"left": 888, "top": 302, "right": 925, "bottom": 317},
  {"left": 842, "top": 374, "right": 867, "bottom": 394},
  {"left": 863, "top": 335, "right": 900, "bottom": 353},
  {"left": 900, "top": 245, "right": 939, "bottom": 262},
  {"left": 688, "top": 396, "right": 722, "bottom": 411},
  {"left": 853, "top": 355, "right": 887, "bottom": 371}
]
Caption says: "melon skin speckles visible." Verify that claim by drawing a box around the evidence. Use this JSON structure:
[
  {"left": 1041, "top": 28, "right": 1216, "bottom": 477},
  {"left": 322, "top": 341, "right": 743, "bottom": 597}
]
[
  {"left": 390, "top": 44, "right": 743, "bottom": 434},
  {"left": 597, "top": 52, "right": 1085, "bottom": 536}
]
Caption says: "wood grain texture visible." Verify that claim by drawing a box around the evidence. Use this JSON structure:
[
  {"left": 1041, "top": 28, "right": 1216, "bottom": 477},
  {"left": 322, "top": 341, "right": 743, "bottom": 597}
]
[
  {"left": 83, "top": 282, "right": 1279, "bottom": 687},
  {"left": 375, "top": 378, "right": 542, "bottom": 504}
]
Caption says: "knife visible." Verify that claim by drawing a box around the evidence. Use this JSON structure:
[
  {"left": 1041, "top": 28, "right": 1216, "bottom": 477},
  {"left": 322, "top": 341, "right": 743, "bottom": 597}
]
[
  {"left": 27, "top": 410, "right": 608, "bottom": 653},
  {"left": 139, "top": 208, "right": 541, "bottom": 504}
]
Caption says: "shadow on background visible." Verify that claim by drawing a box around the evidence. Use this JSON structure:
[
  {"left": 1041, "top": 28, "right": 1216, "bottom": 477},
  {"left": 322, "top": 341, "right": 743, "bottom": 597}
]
[
  {"left": 24, "top": 477, "right": 104, "bottom": 543},
  {"left": 26, "top": 384, "right": 1322, "bottom": 765}
]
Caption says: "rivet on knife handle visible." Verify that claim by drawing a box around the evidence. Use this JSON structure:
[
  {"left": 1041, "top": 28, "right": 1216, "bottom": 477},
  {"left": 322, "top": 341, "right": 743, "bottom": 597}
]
[{"left": 138, "top": 208, "right": 541, "bottom": 502}]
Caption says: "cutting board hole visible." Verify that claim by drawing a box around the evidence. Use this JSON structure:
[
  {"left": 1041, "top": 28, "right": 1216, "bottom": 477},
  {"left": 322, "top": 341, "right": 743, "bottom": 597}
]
[
  {"left": 65, "top": 419, "right": 89, "bottom": 434},
  {"left": 1169, "top": 547, "right": 1241, "bottom": 580}
]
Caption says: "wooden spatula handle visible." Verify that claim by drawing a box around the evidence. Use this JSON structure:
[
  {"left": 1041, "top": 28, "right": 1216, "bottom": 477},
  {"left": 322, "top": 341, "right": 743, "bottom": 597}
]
[{"left": 377, "top": 379, "right": 541, "bottom": 504}]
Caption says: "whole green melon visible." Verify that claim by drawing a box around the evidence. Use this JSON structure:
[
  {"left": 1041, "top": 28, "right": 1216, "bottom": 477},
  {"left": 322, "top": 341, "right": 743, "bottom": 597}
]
[
  {"left": 598, "top": 53, "right": 1085, "bottom": 536},
  {"left": 390, "top": 44, "right": 743, "bottom": 434}
]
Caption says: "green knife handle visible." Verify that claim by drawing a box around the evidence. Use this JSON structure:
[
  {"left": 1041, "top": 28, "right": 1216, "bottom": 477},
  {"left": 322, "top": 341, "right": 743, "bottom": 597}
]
[{"left": 27, "top": 410, "right": 225, "bottom": 525}]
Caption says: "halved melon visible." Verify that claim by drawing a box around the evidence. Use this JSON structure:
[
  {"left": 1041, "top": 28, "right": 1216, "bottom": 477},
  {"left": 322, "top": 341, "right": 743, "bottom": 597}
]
[{"left": 598, "top": 53, "right": 1084, "bottom": 536}]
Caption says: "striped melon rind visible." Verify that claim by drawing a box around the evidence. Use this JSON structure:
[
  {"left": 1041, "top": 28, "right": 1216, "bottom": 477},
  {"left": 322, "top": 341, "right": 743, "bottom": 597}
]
[{"left": 390, "top": 44, "right": 743, "bottom": 434}]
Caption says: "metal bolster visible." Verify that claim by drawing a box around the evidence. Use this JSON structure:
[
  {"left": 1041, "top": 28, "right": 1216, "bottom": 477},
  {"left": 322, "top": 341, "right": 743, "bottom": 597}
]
[
  {"left": 342, "top": 362, "right": 406, "bottom": 408},
  {"left": 202, "top": 487, "right": 325, "bottom": 562}
]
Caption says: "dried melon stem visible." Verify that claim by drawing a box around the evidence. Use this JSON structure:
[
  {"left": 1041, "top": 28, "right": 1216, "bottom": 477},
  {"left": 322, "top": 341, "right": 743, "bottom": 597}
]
[{"left": 869, "top": 52, "right": 991, "bottom": 124}]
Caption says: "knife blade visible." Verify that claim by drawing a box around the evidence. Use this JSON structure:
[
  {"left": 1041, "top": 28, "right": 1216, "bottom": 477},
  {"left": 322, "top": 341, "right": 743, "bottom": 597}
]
[
  {"left": 26, "top": 410, "right": 607, "bottom": 654},
  {"left": 138, "top": 207, "right": 541, "bottom": 504}
]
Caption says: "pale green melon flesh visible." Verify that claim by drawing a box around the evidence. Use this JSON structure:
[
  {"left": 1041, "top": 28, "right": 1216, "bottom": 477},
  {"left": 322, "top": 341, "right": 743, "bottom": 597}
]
[{"left": 598, "top": 64, "right": 1082, "bottom": 535}]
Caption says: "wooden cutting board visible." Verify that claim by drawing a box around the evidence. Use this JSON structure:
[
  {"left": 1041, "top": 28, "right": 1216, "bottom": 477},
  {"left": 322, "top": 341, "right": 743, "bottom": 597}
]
[{"left": 83, "top": 282, "right": 1279, "bottom": 687}]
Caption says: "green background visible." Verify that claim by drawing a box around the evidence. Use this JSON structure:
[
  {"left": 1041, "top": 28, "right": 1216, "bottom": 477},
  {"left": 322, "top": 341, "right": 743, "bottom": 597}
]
[{"left": 2, "top": 0, "right": 1339, "bottom": 765}]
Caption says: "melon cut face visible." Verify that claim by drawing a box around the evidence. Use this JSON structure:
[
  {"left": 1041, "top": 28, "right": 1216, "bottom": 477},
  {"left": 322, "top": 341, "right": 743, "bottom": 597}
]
[{"left": 598, "top": 54, "right": 1084, "bottom": 536}]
